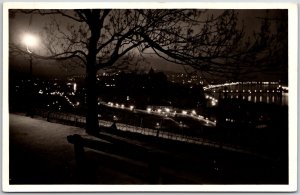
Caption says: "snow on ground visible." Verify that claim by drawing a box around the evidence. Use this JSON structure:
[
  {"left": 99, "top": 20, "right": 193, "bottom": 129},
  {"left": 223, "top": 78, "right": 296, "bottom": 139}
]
[
  {"left": 8, "top": 114, "right": 144, "bottom": 184},
  {"left": 9, "top": 114, "right": 87, "bottom": 184}
]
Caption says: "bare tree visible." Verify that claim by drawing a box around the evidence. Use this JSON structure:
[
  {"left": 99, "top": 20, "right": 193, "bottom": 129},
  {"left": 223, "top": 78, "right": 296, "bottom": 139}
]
[{"left": 9, "top": 9, "right": 282, "bottom": 134}]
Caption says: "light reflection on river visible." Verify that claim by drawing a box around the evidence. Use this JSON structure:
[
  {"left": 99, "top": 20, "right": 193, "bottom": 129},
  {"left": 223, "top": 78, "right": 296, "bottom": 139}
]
[{"left": 208, "top": 84, "right": 288, "bottom": 106}]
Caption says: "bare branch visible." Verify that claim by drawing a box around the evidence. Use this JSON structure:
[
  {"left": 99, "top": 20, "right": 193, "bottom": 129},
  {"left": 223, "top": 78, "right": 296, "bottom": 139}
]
[{"left": 17, "top": 9, "right": 85, "bottom": 22}]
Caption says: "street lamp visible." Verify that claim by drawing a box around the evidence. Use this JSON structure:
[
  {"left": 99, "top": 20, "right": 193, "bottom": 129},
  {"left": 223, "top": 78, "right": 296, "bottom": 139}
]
[
  {"left": 23, "top": 33, "right": 38, "bottom": 77},
  {"left": 23, "top": 33, "right": 38, "bottom": 117},
  {"left": 23, "top": 33, "right": 38, "bottom": 53}
]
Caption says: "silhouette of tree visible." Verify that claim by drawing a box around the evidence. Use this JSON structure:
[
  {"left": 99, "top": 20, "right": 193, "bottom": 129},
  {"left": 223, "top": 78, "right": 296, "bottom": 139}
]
[
  {"left": 252, "top": 11, "right": 288, "bottom": 83},
  {"left": 9, "top": 9, "right": 283, "bottom": 134}
]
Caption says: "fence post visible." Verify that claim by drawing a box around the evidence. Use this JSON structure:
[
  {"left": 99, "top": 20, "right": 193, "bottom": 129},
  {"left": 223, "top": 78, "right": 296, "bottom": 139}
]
[
  {"left": 74, "top": 117, "right": 77, "bottom": 126},
  {"left": 47, "top": 111, "right": 51, "bottom": 122}
]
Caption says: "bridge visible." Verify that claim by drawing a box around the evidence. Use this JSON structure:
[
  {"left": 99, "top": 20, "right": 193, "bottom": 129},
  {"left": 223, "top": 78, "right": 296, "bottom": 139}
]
[
  {"left": 204, "top": 81, "right": 287, "bottom": 93},
  {"left": 203, "top": 81, "right": 288, "bottom": 106}
]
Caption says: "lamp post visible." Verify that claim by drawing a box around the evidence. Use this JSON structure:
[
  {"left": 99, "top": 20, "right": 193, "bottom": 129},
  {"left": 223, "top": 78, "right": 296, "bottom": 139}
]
[
  {"left": 23, "top": 33, "right": 38, "bottom": 117},
  {"left": 23, "top": 34, "right": 38, "bottom": 77}
]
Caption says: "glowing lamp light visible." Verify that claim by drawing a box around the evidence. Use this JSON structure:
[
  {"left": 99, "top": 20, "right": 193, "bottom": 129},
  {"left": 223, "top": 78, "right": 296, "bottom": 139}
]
[
  {"left": 156, "top": 123, "right": 160, "bottom": 128},
  {"left": 73, "top": 83, "right": 77, "bottom": 92},
  {"left": 23, "top": 33, "right": 38, "bottom": 52}
]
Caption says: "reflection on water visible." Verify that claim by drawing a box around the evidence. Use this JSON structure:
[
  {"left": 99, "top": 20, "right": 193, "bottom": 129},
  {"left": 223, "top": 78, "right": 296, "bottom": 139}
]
[
  {"left": 214, "top": 93, "right": 288, "bottom": 106},
  {"left": 208, "top": 84, "right": 288, "bottom": 106}
]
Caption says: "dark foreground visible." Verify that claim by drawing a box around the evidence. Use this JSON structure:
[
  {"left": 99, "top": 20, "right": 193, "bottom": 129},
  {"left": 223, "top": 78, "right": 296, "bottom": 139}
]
[{"left": 9, "top": 114, "right": 288, "bottom": 184}]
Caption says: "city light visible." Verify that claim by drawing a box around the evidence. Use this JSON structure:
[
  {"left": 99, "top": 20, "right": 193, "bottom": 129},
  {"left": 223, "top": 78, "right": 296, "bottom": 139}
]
[
  {"left": 155, "top": 122, "right": 160, "bottom": 128},
  {"left": 73, "top": 83, "right": 77, "bottom": 92}
]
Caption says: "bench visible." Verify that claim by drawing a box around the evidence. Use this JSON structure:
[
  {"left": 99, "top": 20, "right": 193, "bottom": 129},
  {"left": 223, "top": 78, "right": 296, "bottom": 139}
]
[{"left": 67, "top": 134, "right": 160, "bottom": 184}]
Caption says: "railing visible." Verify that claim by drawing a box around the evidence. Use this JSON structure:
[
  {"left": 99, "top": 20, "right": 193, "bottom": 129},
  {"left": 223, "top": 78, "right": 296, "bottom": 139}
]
[{"left": 42, "top": 110, "right": 259, "bottom": 157}]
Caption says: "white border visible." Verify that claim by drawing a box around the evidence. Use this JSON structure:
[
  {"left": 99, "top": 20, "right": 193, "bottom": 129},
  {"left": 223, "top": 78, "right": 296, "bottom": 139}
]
[
  {"left": 2, "top": 2, "right": 298, "bottom": 192},
  {"left": 2, "top": 3, "right": 9, "bottom": 193},
  {"left": 2, "top": 2, "right": 298, "bottom": 9}
]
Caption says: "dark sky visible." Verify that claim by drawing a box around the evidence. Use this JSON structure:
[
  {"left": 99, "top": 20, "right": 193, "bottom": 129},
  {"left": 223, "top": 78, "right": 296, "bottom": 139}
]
[{"left": 9, "top": 9, "right": 288, "bottom": 81}]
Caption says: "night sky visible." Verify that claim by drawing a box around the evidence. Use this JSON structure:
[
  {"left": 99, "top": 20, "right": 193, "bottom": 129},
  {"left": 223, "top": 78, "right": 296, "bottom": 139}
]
[{"left": 9, "top": 9, "right": 288, "bottom": 81}]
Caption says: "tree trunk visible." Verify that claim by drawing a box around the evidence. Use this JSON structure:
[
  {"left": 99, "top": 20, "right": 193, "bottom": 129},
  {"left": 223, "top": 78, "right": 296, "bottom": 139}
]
[
  {"left": 85, "top": 13, "right": 101, "bottom": 135},
  {"left": 85, "top": 66, "right": 99, "bottom": 134}
]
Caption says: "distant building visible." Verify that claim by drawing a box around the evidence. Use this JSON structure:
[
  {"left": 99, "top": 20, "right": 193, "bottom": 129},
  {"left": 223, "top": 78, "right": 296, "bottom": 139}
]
[{"left": 96, "top": 69, "right": 206, "bottom": 110}]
